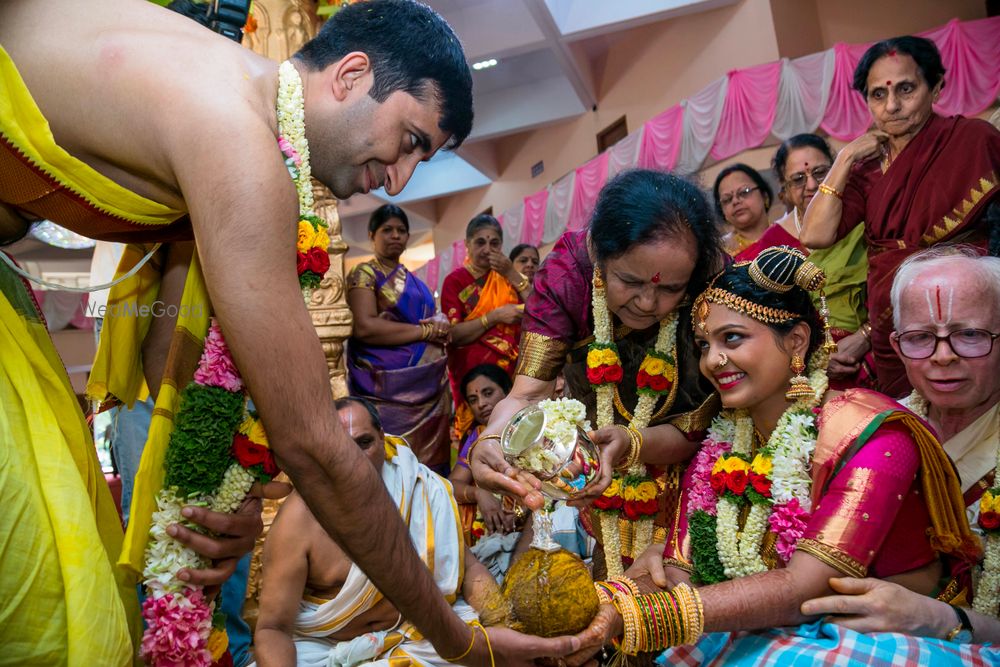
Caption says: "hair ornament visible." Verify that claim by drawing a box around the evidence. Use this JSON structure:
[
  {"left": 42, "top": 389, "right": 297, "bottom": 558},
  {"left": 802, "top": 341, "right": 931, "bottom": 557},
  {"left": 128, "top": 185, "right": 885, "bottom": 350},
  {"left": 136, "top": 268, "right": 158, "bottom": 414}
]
[{"left": 748, "top": 246, "right": 826, "bottom": 294}]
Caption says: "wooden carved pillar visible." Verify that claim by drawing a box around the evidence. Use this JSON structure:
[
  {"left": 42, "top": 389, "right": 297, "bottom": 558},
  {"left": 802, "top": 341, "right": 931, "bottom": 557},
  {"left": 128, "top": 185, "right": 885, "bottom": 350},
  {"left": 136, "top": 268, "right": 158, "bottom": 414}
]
[{"left": 308, "top": 181, "right": 353, "bottom": 398}]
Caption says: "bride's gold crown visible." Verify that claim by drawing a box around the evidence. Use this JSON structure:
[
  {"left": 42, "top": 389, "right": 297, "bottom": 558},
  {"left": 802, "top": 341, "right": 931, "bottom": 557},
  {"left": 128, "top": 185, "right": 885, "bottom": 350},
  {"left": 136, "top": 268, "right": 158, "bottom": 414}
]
[{"left": 693, "top": 247, "right": 836, "bottom": 353}]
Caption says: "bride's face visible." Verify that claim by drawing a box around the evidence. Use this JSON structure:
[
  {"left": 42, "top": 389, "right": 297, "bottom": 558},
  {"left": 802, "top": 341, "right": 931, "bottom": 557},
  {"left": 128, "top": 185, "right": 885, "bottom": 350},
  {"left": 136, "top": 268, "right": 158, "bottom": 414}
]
[
  {"left": 601, "top": 235, "right": 697, "bottom": 331},
  {"left": 694, "top": 303, "right": 810, "bottom": 411}
]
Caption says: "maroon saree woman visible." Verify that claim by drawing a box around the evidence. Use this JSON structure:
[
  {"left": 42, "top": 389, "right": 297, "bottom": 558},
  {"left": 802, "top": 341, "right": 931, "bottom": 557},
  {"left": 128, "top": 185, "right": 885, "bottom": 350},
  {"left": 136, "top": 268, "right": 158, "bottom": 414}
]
[{"left": 837, "top": 114, "right": 1000, "bottom": 397}]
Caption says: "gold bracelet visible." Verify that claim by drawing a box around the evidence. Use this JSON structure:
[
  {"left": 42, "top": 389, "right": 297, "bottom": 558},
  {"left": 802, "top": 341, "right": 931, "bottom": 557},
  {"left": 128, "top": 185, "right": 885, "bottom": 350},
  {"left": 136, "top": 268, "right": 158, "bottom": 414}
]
[
  {"left": 480, "top": 315, "right": 490, "bottom": 329},
  {"left": 442, "top": 622, "right": 477, "bottom": 663},
  {"left": 818, "top": 183, "right": 842, "bottom": 199},
  {"left": 613, "top": 425, "right": 635, "bottom": 471},
  {"left": 594, "top": 582, "right": 613, "bottom": 605},
  {"left": 614, "top": 425, "right": 643, "bottom": 471},
  {"left": 613, "top": 591, "right": 641, "bottom": 655},
  {"left": 467, "top": 433, "right": 501, "bottom": 463},
  {"left": 628, "top": 427, "right": 643, "bottom": 468},
  {"left": 515, "top": 274, "right": 529, "bottom": 292},
  {"left": 859, "top": 322, "right": 872, "bottom": 340},
  {"left": 608, "top": 575, "right": 641, "bottom": 596}
]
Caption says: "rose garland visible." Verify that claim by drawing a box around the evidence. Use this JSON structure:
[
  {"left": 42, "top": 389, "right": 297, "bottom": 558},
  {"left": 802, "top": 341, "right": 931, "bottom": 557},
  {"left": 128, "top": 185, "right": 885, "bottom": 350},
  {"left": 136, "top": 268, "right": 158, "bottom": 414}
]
[
  {"left": 688, "top": 361, "right": 827, "bottom": 583},
  {"left": 141, "top": 59, "right": 320, "bottom": 666},
  {"left": 587, "top": 267, "right": 679, "bottom": 576},
  {"left": 904, "top": 390, "right": 1000, "bottom": 616}
]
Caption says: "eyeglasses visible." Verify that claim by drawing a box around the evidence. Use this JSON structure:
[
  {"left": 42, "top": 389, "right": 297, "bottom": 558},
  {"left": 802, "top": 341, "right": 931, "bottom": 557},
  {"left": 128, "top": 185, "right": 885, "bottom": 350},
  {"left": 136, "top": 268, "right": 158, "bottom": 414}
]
[
  {"left": 719, "top": 185, "right": 760, "bottom": 208},
  {"left": 784, "top": 165, "right": 831, "bottom": 190},
  {"left": 892, "top": 329, "right": 1000, "bottom": 360}
]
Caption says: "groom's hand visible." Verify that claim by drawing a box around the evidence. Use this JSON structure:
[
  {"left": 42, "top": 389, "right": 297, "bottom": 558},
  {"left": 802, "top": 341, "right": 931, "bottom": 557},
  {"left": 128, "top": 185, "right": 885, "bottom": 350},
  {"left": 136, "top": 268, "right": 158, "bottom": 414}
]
[{"left": 170, "top": 479, "right": 291, "bottom": 587}]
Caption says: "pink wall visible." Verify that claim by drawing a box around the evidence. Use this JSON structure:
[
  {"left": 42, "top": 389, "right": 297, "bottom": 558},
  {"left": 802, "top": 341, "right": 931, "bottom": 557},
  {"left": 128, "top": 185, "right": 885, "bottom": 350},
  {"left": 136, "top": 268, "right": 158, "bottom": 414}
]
[{"left": 432, "top": 0, "right": 990, "bottom": 252}]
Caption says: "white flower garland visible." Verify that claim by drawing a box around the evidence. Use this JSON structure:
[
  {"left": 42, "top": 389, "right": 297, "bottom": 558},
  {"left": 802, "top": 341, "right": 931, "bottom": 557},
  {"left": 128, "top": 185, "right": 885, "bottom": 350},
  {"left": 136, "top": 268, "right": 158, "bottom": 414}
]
[
  {"left": 591, "top": 268, "right": 678, "bottom": 575},
  {"left": 277, "top": 61, "right": 314, "bottom": 214},
  {"left": 714, "top": 364, "right": 827, "bottom": 578},
  {"left": 144, "top": 489, "right": 210, "bottom": 596},
  {"left": 210, "top": 463, "right": 256, "bottom": 514},
  {"left": 905, "top": 390, "right": 1000, "bottom": 616}
]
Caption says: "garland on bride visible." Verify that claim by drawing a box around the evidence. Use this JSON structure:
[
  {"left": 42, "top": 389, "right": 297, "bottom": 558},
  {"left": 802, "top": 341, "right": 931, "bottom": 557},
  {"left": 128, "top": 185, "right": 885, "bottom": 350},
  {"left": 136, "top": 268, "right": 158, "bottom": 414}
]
[
  {"left": 140, "top": 60, "right": 327, "bottom": 666},
  {"left": 687, "top": 357, "right": 828, "bottom": 584},
  {"left": 905, "top": 390, "right": 1000, "bottom": 616},
  {"left": 587, "top": 266, "right": 679, "bottom": 577}
]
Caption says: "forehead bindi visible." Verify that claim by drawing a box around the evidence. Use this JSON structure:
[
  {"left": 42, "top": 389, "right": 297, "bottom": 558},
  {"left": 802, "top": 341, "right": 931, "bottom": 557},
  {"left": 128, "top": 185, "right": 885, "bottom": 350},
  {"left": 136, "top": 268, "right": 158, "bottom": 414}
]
[{"left": 868, "top": 55, "right": 920, "bottom": 91}]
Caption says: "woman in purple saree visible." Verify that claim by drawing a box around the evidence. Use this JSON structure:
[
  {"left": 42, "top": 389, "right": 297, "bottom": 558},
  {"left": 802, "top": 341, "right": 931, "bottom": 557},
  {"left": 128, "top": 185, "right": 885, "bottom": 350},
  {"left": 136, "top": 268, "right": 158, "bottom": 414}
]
[{"left": 346, "top": 205, "right": 452, "bottom": 474}]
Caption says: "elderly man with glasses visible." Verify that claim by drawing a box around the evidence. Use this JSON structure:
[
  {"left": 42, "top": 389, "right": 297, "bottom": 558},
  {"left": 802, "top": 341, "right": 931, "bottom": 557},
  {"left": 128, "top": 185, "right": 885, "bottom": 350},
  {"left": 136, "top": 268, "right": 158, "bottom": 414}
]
[{"left": 798, "top": 244, "right": 1000, "bottom": 647}]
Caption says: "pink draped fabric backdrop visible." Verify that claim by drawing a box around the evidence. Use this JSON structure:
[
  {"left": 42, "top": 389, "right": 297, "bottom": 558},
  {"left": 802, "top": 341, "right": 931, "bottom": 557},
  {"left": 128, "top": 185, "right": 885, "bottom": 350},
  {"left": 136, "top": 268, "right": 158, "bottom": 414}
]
[{"left": 415, "top": 16, "right": 999, "bottom": 293}]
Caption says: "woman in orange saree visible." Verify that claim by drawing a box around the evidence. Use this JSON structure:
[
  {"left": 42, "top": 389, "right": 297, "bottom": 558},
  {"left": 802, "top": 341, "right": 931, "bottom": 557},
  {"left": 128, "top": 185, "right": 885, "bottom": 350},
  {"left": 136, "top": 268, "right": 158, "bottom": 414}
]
[{"left": 441, "top": 214, "right": 533, "bottom": 439}]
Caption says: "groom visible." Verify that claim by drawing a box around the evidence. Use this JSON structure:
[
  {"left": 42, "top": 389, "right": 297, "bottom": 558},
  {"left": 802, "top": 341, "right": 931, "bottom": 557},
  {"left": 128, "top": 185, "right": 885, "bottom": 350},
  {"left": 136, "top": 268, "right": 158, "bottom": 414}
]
[{"left": 0, "top": 0, "right": 584, "bottom": 663}]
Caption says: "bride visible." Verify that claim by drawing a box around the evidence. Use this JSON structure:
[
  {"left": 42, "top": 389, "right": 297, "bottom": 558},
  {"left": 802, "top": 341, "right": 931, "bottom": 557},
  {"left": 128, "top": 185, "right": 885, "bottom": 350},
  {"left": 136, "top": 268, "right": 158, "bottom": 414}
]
[{"left": 569, "top": 246, "right": 982, "bottom": 665}]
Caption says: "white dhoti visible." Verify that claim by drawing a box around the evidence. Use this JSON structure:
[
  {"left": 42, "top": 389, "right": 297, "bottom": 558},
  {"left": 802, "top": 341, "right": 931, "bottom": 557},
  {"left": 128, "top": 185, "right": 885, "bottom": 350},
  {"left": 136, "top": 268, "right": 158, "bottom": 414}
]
[{"left": 254, "top": 440, "right": 474, "bottom": 667}]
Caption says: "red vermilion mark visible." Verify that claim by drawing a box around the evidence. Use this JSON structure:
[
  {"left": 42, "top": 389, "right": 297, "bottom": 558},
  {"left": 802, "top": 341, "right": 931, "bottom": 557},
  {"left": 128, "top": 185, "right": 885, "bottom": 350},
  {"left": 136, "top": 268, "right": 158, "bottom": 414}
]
[
  {"left": 886, "top": 80, "right": 892, "bottom": 87},
  {"left": 651, "top": 272, "right": 661, "bottom": 284},
  {"left": 935, "top": 285, "right": 943, "bottom": 321},
  {"left": 887, "top": 48, "right": 897, "bottom": 56}
]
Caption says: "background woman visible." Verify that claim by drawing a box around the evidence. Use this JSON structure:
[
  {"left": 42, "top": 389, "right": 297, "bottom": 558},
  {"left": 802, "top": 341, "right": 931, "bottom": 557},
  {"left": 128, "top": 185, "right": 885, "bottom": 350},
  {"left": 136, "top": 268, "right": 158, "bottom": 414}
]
[
  {"left": 800, "top": 35, "right": 1000, "bottom": 397},
  {"left": 471, "top": 169, "right": 722, "bottom": 577},
  {"left": 450, "top": 364, "right": 518, "bottom": 542},
  {"left": 346, "top": 204, "right": 452, "bottom": 474},
  {"left": 572, "top": 247, "right": 977, "bottom": 664},
  {"left": 740, "top": 134, "right": 873, "bottom": 387},
  {"left": 713, "top": 164, "right": 774, "bottom": 257},
  {"left": 441, "top": 214, "right": 531, "bottom": 439},
  {"left": 508, "top": 244, "right": 541, "bottom": 286}
]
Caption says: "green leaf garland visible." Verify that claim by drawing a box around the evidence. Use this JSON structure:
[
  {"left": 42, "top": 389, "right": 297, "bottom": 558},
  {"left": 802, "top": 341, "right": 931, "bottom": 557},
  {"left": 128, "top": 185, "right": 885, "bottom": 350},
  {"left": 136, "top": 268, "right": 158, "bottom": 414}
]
[{"left": 164, "top": 383, "right": 245, "bottom": 495}]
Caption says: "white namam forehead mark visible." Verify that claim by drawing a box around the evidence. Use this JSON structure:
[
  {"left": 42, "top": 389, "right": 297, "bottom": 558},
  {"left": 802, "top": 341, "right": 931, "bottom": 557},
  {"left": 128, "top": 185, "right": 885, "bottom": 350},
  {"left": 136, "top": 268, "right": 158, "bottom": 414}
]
[
  {"left": 922, "top": 283, "right": 954, "bottom": 325},
  {"left": 339, "top": 407, "right": 355, "bottom": 438}
]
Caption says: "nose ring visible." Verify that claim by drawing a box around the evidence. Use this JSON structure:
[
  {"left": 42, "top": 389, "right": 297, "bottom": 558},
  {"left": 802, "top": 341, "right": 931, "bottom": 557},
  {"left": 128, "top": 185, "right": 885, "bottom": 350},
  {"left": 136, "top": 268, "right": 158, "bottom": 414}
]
[{"left": 716, "top": 353, "right": 729, "bottom": 369}]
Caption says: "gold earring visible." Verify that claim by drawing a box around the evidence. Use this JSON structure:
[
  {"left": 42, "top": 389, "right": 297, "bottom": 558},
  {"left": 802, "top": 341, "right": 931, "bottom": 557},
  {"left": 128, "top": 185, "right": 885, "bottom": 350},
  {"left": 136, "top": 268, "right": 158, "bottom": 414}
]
[{"left": 786, "top": 354, "right": 812, "bottom": 401}]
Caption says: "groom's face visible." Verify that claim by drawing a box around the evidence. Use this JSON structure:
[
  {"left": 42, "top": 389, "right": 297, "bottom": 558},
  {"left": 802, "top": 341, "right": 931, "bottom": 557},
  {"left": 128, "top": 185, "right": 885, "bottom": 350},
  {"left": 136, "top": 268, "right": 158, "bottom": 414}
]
[{"left": 338, "top": 403, "right": 385, "bottom": 472}]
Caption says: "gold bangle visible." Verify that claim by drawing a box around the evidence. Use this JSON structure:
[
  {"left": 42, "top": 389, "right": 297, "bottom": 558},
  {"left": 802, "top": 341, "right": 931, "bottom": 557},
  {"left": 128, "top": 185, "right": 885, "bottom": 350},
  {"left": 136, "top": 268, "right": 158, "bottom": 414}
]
[
  {"left": 480, "top": 315, "right": 490, "bottom": 329},
  {"left": 594, "top": 582, "right": 613, "bottom": 605},
  {"left": 442, "top": 622, "right": 477, "bottom": 663},
  {"left": 608, "top": 575, "right": 641, "bottom": 596},
  {"left": 818, "top": 183, "right": 842, "bottom": 199},
  {"left": 614, "top": 425, "right": 643, "bottom": 471},
  {"left": 629, "top": 427, "right": 644, "bottom": 468},
  {"left": 859, "top": 322, "right": 872, "bottom": 340},
  {"left": 515, "top": 274, "right": 529, "bottom": 292},
  {"left": 467, "top": 433, "right": 501, "bottom": 463}
]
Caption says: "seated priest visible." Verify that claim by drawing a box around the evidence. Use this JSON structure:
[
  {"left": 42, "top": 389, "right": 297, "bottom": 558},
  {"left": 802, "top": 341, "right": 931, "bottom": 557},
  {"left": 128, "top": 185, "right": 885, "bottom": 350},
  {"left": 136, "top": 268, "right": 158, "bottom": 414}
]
[{"left": 252, "top": 397, "right": 501, "bottom": 667}]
